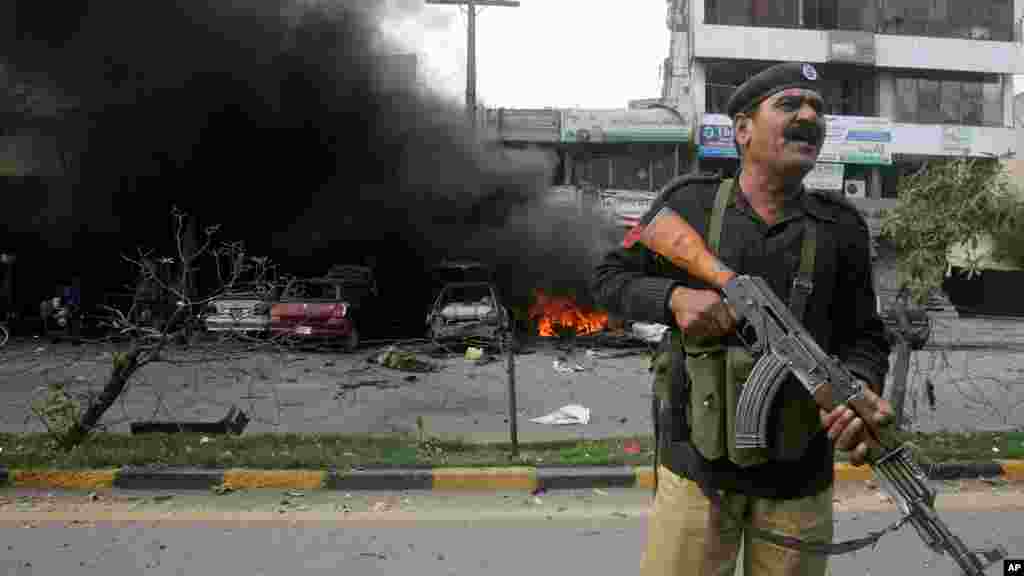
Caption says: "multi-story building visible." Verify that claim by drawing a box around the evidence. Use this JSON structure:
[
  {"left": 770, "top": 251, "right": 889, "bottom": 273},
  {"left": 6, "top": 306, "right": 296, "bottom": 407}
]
[{"left": 662, "top": 0, "right": 1020, "bottom": 200}]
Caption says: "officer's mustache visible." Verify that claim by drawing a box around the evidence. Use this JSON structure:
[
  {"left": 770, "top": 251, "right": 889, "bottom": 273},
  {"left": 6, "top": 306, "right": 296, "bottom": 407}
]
[{"left": 783, "top": 122, "right": 824, "bottom": 146}]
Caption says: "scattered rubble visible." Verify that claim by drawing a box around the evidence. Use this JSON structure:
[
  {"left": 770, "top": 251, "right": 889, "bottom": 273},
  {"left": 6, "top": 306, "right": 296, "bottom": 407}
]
[{"left": 370, "top": 346, "right": 440, "bottom": 373}]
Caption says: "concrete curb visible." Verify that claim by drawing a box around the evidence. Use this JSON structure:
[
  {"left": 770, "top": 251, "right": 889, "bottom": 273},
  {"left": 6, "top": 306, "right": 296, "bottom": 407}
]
[{"left": 0, "top": 461, "right": 1018, "bottom": 492}]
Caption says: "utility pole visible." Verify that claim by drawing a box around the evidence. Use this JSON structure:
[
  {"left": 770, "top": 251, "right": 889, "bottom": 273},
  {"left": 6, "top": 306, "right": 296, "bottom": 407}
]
[{"left": 425, "top": 0, "right": 520, "bottom": 127}]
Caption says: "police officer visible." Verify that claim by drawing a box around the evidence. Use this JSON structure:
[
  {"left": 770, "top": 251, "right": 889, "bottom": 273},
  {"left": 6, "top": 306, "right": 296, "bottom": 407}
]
[{"left": 591, "top": 62, "right": 893, "bottom": 576}]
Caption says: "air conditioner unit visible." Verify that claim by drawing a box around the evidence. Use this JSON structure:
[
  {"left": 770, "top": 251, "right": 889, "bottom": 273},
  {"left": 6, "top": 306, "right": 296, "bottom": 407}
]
[{"left": 845, "top": 179, "right": 866, "bottom": 199}]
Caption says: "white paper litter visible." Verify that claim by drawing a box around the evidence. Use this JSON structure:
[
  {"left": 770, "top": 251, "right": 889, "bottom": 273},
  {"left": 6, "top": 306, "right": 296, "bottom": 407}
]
[
  {"left": 529, "top": 404, "right": 591, "bottom": 426},
  {"left": 553, "top": 359, "right": 585, "bottom": 373},
  {"left": 631, "top": 322, "right": 669, "bottom": 343}
]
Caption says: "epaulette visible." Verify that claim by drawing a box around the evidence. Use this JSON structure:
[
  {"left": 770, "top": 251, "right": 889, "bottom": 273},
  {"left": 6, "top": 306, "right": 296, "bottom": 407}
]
[
  {"left": 808, "top": 188, "right": 870, "bottom": 232},
  {"left": 622, "top": 171, "right": 722, "bottom": 249}
]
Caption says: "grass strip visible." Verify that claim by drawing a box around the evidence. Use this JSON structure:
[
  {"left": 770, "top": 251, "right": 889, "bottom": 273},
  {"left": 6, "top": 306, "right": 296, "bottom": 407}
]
[{"left": 0, "top": 430, "right": 1022, "bottom": 471}]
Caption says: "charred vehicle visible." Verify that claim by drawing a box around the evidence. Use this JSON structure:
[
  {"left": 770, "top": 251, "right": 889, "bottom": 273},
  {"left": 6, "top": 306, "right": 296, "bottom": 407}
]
[
  {"left": 202, "top": 284, "right": 280, "bottom": 336},
  {"left": 270, "top": 273, "right": 374, "bottom": 351},
  {"left": 426, "top": 261, "right": 509, "bottom": 344}
]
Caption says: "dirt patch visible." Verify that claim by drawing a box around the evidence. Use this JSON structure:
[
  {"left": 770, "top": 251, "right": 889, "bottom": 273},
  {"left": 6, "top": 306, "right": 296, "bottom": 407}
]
[{"left": 832, "top": 478, "right": 1024, "bottom": 512}]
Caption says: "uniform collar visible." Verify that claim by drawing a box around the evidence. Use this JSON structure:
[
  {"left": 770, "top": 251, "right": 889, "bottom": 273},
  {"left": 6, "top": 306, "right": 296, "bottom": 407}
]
[{"left": 730, "top": 176, "right": 837, "bottom": 225}]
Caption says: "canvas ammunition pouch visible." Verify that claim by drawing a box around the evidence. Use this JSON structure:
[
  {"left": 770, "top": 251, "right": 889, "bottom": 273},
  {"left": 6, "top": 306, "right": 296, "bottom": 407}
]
[{"left": 654, "top": 179, "right": 823, "bottom": 469}]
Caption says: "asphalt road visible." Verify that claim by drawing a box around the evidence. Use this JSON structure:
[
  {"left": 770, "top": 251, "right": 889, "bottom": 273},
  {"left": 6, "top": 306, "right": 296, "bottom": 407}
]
[{"left": 1, "top": 481, "right": 1022, "bottom": 576}]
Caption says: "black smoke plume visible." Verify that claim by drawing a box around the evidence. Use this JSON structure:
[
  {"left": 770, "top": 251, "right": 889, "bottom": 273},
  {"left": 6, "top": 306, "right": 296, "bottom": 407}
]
[{"left": 3, "top": 0, "right": 619, "bottom": 330}]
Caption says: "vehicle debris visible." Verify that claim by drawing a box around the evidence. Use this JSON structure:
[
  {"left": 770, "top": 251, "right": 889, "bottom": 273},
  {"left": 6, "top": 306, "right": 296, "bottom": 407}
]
[
  {"left": 130, "top": 406, "right": 249, "bottom": 436},
  {"left": 426, "top": 261, "right": 509, "bottom": 344}
]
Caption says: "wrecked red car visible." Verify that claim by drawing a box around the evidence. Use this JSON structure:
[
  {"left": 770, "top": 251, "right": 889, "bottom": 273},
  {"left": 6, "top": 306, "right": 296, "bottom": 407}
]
[{"left": 269, "top": 277, "right": 364, "bottom": 350}]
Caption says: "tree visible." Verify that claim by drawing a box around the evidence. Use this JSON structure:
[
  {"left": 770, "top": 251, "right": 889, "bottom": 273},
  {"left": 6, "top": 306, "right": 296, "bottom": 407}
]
[
  {"left": 34, "top": 207, "right": 271, "bottom": 450},
  {"left": 989, "top": 202, "right": 1024, "bottom": 270},
  {"left": 879, "top": 155, "right": 1023, "bottom": 428}
]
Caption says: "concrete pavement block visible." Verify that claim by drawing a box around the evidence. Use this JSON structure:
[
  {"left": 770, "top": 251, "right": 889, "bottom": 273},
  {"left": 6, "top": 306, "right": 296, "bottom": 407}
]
[
  {"left": 536, "top": 466, "right": 637, "bottom": 490},
  {"left": 328, "top": 468, "right": 433, "bottom": 491},
  {"left": 927, "top": 461, "right": 1003, "bottom": 480}
]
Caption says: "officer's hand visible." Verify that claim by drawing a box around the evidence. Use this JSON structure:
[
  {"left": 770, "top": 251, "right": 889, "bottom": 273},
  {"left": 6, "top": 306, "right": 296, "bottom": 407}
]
[
  {"left": 668, "top": 286, "right": 736, "bottom": 339},
  {"left": 819, "top": 386, "right": 894, "bottom": 466}
]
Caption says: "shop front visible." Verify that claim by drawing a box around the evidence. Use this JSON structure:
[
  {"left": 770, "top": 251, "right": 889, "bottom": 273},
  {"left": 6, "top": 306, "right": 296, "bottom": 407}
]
[
  {"left": 697, "top": 112, "right": 893, "bottom": 198},
  {"left": 560, "top": 107, "right": 693, "bottom": 229}
]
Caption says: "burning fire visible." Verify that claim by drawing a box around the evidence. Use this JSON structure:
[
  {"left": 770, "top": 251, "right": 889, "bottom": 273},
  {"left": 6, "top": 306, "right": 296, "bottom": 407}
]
[{"left": 528, "top": 289, "right": 609, "bottom": 337}]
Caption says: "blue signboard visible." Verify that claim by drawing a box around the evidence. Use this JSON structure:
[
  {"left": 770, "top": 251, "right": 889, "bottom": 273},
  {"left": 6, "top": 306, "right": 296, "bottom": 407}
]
[{"left": 698, "top": 115, "right": 738, "bottom": 159}]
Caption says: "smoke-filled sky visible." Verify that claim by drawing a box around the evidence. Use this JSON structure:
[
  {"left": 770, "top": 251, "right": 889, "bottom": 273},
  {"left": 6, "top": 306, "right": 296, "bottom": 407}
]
[
  {"left": 378, "top": 0, "right": 670, "bottom": 109},
  {"left": 2, "top": 0, "right": 621, "bottom": 321}
]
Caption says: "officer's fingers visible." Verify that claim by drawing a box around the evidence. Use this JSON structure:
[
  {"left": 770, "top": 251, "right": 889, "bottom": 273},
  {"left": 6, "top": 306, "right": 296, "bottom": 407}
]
[
  {"left": 836, "top": 416, "right": 864, "bottom": 452},
  {"left": 849, "top": 442, "right": 870, "bottom": 467},
  {"left": 822, "top": 405, "right": 847, "bottom": 432},
  {"left": 827, "top": 408, "right": 857, "bottom": 442}
]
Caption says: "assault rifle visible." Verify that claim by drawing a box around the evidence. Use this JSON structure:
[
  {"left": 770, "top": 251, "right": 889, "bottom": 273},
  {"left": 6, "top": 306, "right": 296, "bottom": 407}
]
[{"left": 634, "top": 206, "right": 1006, "bottom": 576}]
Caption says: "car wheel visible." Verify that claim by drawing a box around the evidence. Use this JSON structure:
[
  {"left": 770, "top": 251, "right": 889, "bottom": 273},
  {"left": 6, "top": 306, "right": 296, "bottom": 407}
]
[{"left": 344, "top": 325, "right": 359, "bottom": 352}]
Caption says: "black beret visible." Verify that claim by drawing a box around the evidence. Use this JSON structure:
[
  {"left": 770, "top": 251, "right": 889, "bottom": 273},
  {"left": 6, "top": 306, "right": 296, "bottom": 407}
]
[{"left": 726, "top": 62, "right": 822, "bottom": 118}]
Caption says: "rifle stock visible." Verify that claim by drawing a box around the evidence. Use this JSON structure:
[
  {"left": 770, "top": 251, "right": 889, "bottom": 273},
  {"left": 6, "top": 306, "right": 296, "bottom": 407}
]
[
  {"left": 638, "top": 207, "right": 736, "bottom": 289},
  {"left": 636, "top": 206, "right": 1005, "bottom": 575}
]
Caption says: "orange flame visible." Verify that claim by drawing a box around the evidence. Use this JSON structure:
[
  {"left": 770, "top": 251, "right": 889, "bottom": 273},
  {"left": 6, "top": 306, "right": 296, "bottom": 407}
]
[{"left": 528, "top": 289, "right": 609, "bottom": 337}]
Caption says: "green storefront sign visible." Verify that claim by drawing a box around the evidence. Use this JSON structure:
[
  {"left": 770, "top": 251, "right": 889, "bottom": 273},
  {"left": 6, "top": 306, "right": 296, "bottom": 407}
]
[{"left": 561, "top": 109, "right": 690, "bottom": 144}]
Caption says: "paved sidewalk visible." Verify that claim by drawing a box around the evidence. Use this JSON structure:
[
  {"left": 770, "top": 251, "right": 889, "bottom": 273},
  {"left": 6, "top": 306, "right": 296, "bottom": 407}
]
[
  {"left": 0, "top": 339, "right": 657, "bottom": 442},
  {"left": 0, "top": 316, "right": 1021, "bottom": 440}
]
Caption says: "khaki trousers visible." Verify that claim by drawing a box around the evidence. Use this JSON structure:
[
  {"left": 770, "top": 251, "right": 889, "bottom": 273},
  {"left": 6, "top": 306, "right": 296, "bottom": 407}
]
[{"left": 640, "top": 465, "right": 833, "bottom": 576}]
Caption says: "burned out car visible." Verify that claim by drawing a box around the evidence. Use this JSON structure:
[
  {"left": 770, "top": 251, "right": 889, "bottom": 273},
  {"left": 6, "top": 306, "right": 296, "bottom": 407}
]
[
  {"left": 269, "top": 274, "right": 373, "bottom": 351},
  {"left": 426, "top": 261, "right": 509, "bottom": 344},
  {"left": 203, "top": 285, "right": 280, "bottom": 335}
]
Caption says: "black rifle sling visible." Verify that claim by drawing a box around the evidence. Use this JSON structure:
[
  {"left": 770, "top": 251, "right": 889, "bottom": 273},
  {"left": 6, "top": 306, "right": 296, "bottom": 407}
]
[{"left": 688, "top": 180, "right": 906, "bottom": 556}]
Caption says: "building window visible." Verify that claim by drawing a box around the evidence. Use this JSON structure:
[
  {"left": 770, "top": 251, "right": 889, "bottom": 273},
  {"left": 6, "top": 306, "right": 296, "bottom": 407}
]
[
  {"left": 893, "top": 74, "right": 1003, "bottom": 126},
  {"left": 577, "top": 156, "right": 613, "bottom": 189},
  {"left": 705, "top": 0, "right": 798, "bottom": 27},
  {"left": 881, "top": 0, "right": 1012, "bottom": 41},
  {"left": 611, "top": 153, "right": 652, "bottom": 191},
  {"left": 711, "top": 0, "right": 1013, "bottom": 40},
  {"left": 572, "top": 146, "right": 683, "bottom": 192},
  {"left": 982, "top": 81, "right": 1003, "bottom": 126},
  {"left": 705, "top": 61, "right": 877, "bottom": 116},
  {"left": 753, "top": 0, "right": 798, "bottom": 28},
  {"left": 835, "top": 0, "right": 875, "bottom": 31},
  {"left": 651, "top": 149, "right": 678, "bottom": 190},
  {"left": 916, "top": 79, "right": 942, "bottom": 124},
  {"left": 894, "top": 78, "right": 917, "bottom": 121},
  {"left": 961, "top": 83, "right": 984, "bottom": 126},
  {"left": 940, "top": 81, "right": 961, "bottom": 125}
]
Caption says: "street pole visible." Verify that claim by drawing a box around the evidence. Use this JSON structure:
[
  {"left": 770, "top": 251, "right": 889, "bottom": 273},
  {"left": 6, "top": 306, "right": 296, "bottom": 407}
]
[
  {"left": 424, "top": 0, "right": 520, "bottom": 128},
  {"left": 506, "top": 330, "right": 519, "bottom": 457},
  {"left": 466, "top": 0, "right": 476, "bottom": 126}
]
